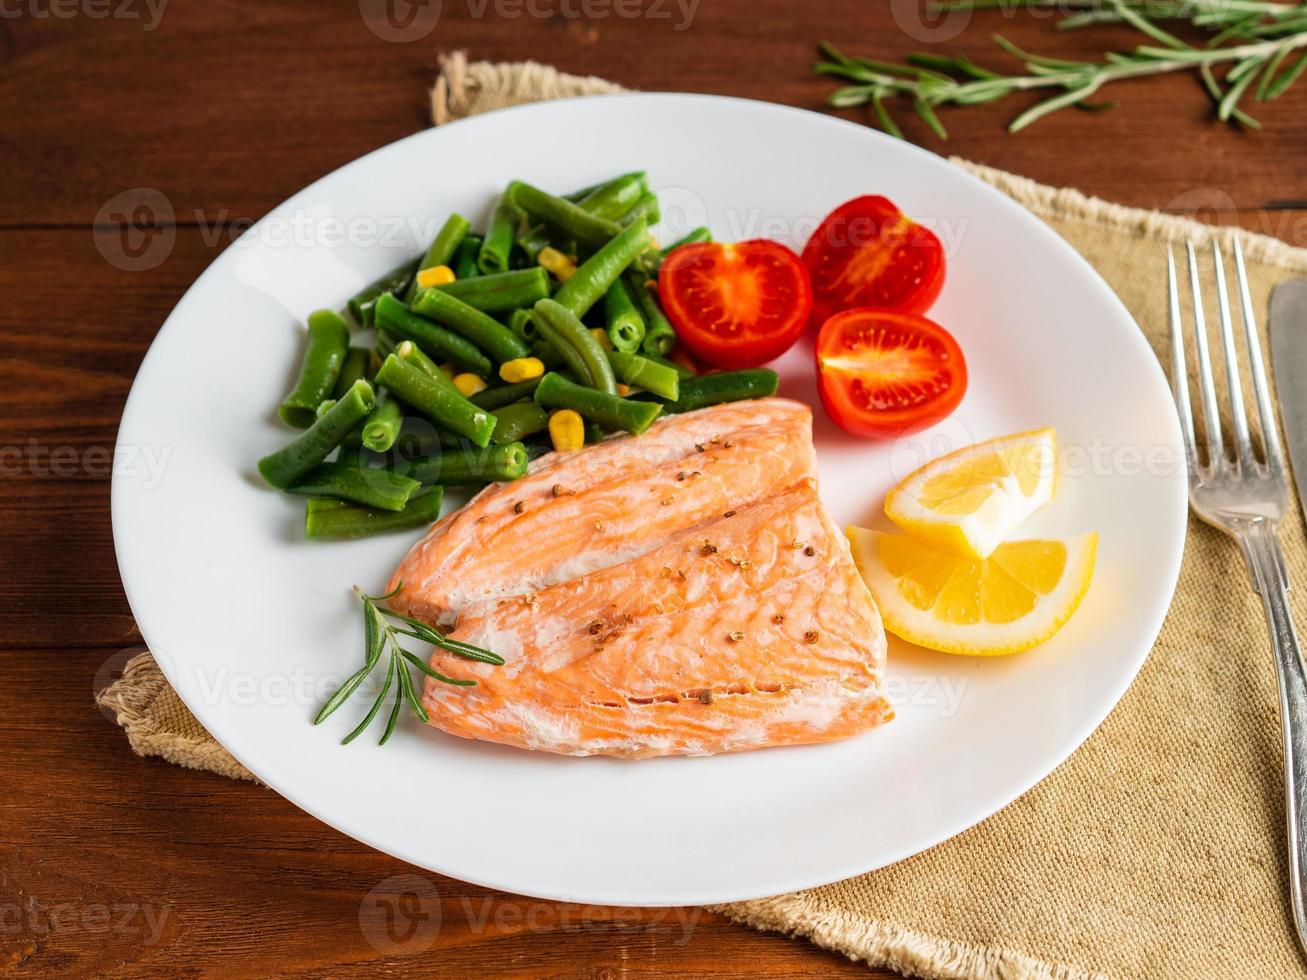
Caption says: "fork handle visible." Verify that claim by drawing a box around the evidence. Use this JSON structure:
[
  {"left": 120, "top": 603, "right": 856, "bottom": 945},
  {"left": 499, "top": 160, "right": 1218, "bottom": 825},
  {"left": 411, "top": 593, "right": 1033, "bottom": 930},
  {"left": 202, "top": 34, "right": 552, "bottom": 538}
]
[{"left": 1238, "top": 519, "right": 1307, "bottom": 955}]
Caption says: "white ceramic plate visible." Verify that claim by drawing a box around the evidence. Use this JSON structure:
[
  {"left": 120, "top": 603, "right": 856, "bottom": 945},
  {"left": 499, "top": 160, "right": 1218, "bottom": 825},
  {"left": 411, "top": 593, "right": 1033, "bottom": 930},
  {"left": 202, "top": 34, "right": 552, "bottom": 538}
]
[{"left": 113, "top": 94, "right": 1186, "bottom": 906}]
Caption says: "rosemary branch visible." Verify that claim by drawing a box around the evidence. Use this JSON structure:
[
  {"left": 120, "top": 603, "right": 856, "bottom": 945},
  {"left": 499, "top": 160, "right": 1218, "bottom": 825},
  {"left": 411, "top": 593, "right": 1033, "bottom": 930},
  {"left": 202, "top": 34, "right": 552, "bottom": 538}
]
[{"left": 816, "top": 0, "right": 1307, "bottom": 135}]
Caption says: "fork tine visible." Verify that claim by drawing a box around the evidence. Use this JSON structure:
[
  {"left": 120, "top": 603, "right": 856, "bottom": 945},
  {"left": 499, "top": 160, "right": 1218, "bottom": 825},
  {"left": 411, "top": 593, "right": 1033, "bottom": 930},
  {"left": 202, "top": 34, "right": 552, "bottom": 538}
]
[
  {"left": 1186, "top": 241, "right": 1225, "bottom": 466},
  {"left": 1233, "top": 237, "right": 1284, "bottom": 470},
  {"left": 1168, "top": 247, "right": 1200, "bottom": 476},
  {"left": 1212, "top": 240, "right": 1255, "bottom": 468}
]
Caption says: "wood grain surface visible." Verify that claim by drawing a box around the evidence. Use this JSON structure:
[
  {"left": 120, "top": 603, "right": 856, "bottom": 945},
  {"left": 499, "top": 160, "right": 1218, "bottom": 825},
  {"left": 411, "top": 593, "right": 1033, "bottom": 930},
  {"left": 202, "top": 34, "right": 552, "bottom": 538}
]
[{"left": 2, "top": 0, "right": 1304, "bottom": 975}]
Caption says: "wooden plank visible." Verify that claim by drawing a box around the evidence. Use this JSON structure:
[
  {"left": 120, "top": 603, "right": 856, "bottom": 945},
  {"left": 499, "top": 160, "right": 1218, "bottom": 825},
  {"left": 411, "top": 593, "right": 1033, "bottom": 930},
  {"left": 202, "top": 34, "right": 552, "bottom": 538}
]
[
  {"left": 0, "top": 646, "right": 884, "bottom": 977},
  {"left": 0, "top": 1, "right": 1303, "bottom": 226}
]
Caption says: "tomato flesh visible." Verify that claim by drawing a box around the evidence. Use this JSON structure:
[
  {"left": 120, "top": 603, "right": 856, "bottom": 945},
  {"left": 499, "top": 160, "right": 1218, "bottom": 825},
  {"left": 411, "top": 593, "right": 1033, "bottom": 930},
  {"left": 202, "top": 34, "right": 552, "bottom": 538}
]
[
  {"left": 659, "top": 240, "right": 812, "bottom": 369},
  {"left": 816, "top": 308, "right": 966, "bottom": 438},
  {"left": 802, "top": 196, "right": 945, "bottom": 323}
]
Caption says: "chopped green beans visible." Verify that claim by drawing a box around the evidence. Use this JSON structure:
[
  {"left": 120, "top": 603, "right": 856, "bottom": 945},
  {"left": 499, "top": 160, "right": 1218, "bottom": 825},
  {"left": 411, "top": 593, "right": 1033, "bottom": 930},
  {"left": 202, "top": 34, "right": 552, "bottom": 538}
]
[
  {"left": 373, "top": 292, "right": 492, "bottom": 376},
  {"left": 404, "top": 442, "right": 529, "bottom": 486},
  {"left": 471, "top": 377, "right": 542, "bottom": 411},
  {"left": 662, "top": 226, "right": 711, "bottom": 257},
  {"left": 287, "top": 460, "right": 419, "bottom": 511},
  {"left": 507, "top": 308, "right": 538, "bottom": 344},
  {"left": 620, "top": 192, "right": 661, "bottom": 228},
  {"left": 478, "top": 195, "right": 520, "bottom": 274},
  {"left": 509, "top": 181, "right": 623, "bottom": 252},
  {"left": 606, "top": 350, "right": 680, "bottom": 401},
  {"left": 644, "top": 351, "right": 696, "bottom": 379},
  {"left": 490, "top": 401, "right": 549, "bottom": 444},
  {"left": 553, "top": 219, "right": 651, "bottom": 320},
  {"left": 375, "top": 354, "right": 496, "bottom": 448},
  {"left": 438, "top": 267, "right": 549, "bottom": 314},
  {"left": 577, "top": 172, "right": 648, "bottom": 222},
  {"left": 394, "top": 339, "right": 445, "bottom": 383},
  {"left": 410, "top": 287, "right": 530, "bottom": 364},
  {"left": 452, "top": 234, "right": 483, "bottom": 280},
  {"left": 405, "top": 213, "right": 470, "bottom": 300},
  {"left": 361, "top": 397, "right": 404, "bottom": 452},
  {"left": 348, "top": 258, "right": 418, "bottom": 327},
  {"left": 663, "top": 369, "right": 779, "bottom": 413},
  {"left": 625, "top": 273, "right": 676, "bottom": 356},
  {"left": 333, "top": 347, "right": 372, "bottom": 398},
  {"left": 534, "top": 372, "right": 661, "bottom": 435},
  {"left": 260, "top": 379, "right": 375, "bottom": 489},
  {"left": 279, "top": 310, "right": 351, "bottom": 428},
  {"left": 533, "top": 299, "right": 617, "bottom": 395},
  {"left": 305, "top": 487, "right": 444, "bottom": 540},
  {"left": 603, "top": 278, "right": 647, "bottom": 353}
]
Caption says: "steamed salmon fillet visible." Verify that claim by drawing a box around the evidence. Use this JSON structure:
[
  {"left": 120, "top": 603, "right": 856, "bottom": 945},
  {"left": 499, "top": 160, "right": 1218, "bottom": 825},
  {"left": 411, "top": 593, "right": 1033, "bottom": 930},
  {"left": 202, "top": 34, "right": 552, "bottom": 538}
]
[
  {"left": 384, "top": 398, "right": 892, "bottom": 758},
  {"left": 388, "top": 398, "right": 817, "bottom": 627},
  {"left": 422, "top": 482, "right": 892, "bottom": 757}
]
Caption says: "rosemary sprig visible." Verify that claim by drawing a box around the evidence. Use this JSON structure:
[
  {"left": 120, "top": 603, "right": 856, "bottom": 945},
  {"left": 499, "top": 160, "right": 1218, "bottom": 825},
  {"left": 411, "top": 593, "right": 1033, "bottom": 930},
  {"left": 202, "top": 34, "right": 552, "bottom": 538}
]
[
  {"left": 816, "top": 0, "right": 1307, "bottom": 136},
  {"left": 314, "top": 584, "right": 505, "bottom": 745}
]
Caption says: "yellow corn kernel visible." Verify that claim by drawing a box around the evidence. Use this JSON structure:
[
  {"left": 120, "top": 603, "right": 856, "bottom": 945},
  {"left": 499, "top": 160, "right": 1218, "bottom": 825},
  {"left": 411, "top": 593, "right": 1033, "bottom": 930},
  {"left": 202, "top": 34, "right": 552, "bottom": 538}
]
[
  {"left": 590, "top": 328, "right": 613, "bottom": 351},
  {"left": 453, "top": 373, "right": 487, "bottom": 397},
  {"left": 439, "top": 362, "right": 456, "bottom": 379},
  {"left": 616, "top": 383, "right": 632, "bottom": 397},
  {"left": 499, "top": 357, "right": 545, "bottom": 383},
  {"left": 415, "top": 265, "right": 456, "bottom": 288},
  {"left": 538, "top": 247, "right": 577, "bottom": 283},
  {"left": 548, "top": 409, "right": 585, "bottom": 451}
]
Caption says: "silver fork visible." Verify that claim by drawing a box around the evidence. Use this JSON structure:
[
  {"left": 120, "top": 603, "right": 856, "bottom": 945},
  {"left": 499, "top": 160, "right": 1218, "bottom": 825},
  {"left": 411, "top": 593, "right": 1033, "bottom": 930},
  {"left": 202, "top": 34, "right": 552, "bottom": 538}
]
[{"left": 1169, "top": 238, "right": 1307, "bottom": 955}]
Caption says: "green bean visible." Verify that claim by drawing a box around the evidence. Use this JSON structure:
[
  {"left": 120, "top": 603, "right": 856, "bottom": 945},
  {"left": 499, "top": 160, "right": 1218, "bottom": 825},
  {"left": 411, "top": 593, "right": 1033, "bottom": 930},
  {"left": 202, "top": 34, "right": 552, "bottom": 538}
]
[
  {"left": 405, "top": 213, "right": 470, "bottom": 300},
  {"left": 553, "top": 219, "right": 651, "bottom": 320},
  {"left": 644, "top": 351, "right": 696, "bottom": 379},
  {"left": 662, "top": 369, "right": 779, "bottom": 414},
  {"left": 393, "top": 339, "right": 446, "bottom": 383},
  {"left": 471, "top": 378, "right": 542, "bottom": 411},
  {"left": 490, "top": 401, "right": 549, "bottom": 445},
  {"left": 375, "top": 354, "right": 496, "bottom": 448},
  {"left": 508, "top": 181, "right": 623, "bottom": 252},
  {"left": 373, "top": 292, "right": 492, "bottom": 376},
  {"left": 606, "top": 350, "right": 680, "bottom": 401},
  {"left": 620, "top": 192, "right": 661, "bottom": 228},
  {"left": 403, "top": 442, "right": 529, "bottom": 486},
  {"left": 506, "top": 308, "right": 538, "bottom": 344},
  {"left": 287, "top": 459, "right": 419, "bottom": 511},
  {"left": 662, "top": 226, "right": 711, "bottom": 258},
  {"left": 333, "top": 347, "right": 372, "bottom": 397},
  {"left": 625, "top": 272, "right": 677, "bottom": 356},
  {"left": 533, "top": 372, "right": 661, "bottom": 435},
  {"left": 576, "top": 172, "right": 649, "bottom": 222},
  {"left": 347, "top": 258, "right": 419, "bottom": 327},
  {"left": 410, "top": 287, "right": 530, "bottom": 364},
  {"left": 532, "top": 315, "right": 590, "bottom": 383},
  {"left": 315, "top": 399, "right": 336, "bottom": 420},
  {"left": 438, "top": 267, "right": 549, "bottom": 314},
  {"left": 533, "top": 299, "right": 617, "bottom": 395},
  {"left": 305, "top": 487, "right": 443, "bottom": 540},
  {"left": 361, "top": 397, "right": 404, "bottom": 453},
  {"left": 260, "top": 380, "right": 375, "bottom": 489},
  {"left": 452, "top": 233, "right": 483, "bottom": 280},
  {"left": 602, "top": 278, "right": 647, "bottom": 353},
  {"left": 478, "top": 195, "right": 521, "bottom": 274},
  {"left": 564, "top": 171, "right": 646, "bottom": 202},
  {"left": 279, "top": 310, "right": 351, "bottom": 428}
]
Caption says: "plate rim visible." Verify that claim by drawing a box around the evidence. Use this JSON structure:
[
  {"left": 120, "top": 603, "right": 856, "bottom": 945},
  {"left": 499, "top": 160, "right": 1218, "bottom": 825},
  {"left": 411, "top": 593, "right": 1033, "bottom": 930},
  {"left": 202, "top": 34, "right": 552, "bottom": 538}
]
[{"left": 111, "top": 91, "right": 1189, "bottom": 905}]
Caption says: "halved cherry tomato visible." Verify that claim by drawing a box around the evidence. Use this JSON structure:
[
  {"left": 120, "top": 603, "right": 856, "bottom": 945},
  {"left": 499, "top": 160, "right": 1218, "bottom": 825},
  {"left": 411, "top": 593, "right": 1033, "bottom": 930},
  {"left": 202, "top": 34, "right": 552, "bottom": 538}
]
[
  {"left": 816, "top": 308, "right": 966, "bottom": 438},
  {"left": 802, "top": 196, "right": 945, "bottom": 324},
  {"left": 659, "top": 240, "right": 812, "bottom": 369}
]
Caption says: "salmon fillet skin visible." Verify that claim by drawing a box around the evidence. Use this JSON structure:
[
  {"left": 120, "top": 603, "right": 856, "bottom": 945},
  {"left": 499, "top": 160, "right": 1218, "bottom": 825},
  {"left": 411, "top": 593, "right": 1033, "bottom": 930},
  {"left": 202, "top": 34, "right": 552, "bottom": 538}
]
[{"left": 389, "top": 398, "right": 893, "bottom": 758}]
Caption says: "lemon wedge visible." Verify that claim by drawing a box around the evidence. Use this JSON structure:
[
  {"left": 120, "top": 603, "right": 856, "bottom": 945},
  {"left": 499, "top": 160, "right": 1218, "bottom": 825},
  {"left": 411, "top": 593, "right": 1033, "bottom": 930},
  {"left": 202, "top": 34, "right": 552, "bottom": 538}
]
[
  {"left": 848, "top": 526, "right": 1096, "bottom": 656},
  {"left": 884, "top": 428, "right": 1057, "bottom": 560}
]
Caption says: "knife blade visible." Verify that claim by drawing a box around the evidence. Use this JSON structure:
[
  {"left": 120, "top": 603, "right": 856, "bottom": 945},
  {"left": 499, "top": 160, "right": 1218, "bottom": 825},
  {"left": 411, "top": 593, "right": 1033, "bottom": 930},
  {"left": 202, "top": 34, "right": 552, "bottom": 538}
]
[{"left": 1270, "top": 278, "right": 1307, "bottom": 514}]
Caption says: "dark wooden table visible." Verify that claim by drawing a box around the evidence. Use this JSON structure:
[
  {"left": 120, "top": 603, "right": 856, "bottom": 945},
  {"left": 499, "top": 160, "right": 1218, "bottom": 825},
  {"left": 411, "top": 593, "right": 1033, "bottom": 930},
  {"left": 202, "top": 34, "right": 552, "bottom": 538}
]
[{"left": 3, "top": 1, "right": 1304, "bottom": 975}]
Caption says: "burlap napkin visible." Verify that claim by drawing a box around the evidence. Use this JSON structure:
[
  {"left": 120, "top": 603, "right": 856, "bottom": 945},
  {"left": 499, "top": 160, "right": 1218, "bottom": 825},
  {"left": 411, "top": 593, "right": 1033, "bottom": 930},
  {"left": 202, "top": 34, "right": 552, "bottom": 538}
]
[{"left": 97, "top": 53, "right": 1307, "bottom": 979}]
